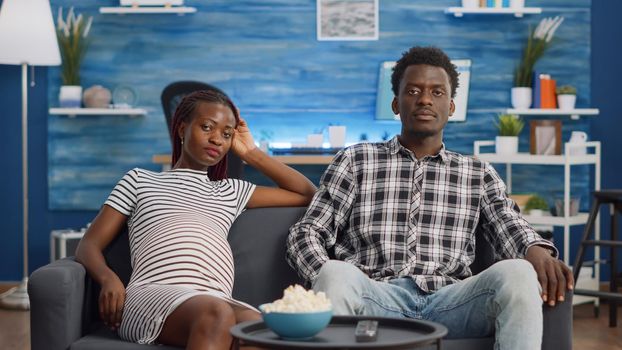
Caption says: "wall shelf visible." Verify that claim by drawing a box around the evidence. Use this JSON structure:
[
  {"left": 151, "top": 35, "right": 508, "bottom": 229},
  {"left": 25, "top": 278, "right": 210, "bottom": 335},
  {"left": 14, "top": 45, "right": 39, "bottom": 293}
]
[
  {"left": 506, "top": 108, "right": 600, "bottom": 120},
  {"left": 49, "top": 107, "right": 147, "bottom": 117},
  {"left": 445, "top": 7, "right": 542, "bottom": 18},
  {"left": 99, "top": 6, "right": 197, "bottom": 15},
  {"left": 473, "top": 140, "right": 601, "bottom": 296}
]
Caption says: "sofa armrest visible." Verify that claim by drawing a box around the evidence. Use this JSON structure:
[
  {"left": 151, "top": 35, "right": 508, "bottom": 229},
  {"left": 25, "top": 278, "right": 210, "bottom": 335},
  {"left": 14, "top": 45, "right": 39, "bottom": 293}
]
[
  {"left": 29, "top": 257, "right": 86, "bottom": 350},
  {"left": 542, "top": 290, "right": 573, "bottom": 350}
]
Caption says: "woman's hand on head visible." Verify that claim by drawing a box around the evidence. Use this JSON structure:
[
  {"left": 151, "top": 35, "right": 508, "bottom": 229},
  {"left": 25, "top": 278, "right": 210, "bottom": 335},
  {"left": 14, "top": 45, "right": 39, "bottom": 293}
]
[
  {"left": 99, "top": 275, "right": 126, "bottom": 331},
  {"left": 231, "top": 117, "right": 257, "bottom": 157}
]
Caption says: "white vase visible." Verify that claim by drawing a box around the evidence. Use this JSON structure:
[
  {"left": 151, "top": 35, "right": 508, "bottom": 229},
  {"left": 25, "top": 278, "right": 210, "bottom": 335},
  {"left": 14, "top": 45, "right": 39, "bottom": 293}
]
[
  {"left": 510, "top": 0, "right": 525, "bottom": 9},
  {"left": 511, "top": 87, "right": 532, "bottom": 109},
  {"left": 328, "top": 125, "right": 346, "bottom": 148},
  {"left": 59, "top": 85, "right": 83, "bottom": 108},
  {"left": 495, "top": 136, "right": 519, "bottom": 155},
  {"left": 557, "top": 94, "right": 576, "bottom": 110}
]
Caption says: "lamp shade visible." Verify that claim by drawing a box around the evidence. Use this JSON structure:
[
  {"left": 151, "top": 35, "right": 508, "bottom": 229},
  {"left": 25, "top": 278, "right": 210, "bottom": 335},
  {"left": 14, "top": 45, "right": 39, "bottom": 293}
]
[{"left": 0, "top": 0, "right": 60, "bottom": 66}]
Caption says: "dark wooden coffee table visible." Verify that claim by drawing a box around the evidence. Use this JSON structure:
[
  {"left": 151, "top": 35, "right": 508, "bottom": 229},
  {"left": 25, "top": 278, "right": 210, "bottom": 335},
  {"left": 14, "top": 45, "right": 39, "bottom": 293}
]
[{"left": 230, "top": 315, "right": 448, "bottom": 350}]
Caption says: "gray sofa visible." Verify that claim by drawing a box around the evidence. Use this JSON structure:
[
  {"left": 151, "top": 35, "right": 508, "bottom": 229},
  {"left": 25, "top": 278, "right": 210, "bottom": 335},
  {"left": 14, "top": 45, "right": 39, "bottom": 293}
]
[{"left": 29, "top": 207, "right": 572, "bottom": 350}]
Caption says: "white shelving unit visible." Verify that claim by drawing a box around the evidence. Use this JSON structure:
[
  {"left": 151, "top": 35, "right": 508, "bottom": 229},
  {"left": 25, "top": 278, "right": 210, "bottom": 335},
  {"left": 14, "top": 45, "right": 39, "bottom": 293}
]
[
  {"left": 445, "top": 7, "right": 542, "bottom": 18},
  {"left": 474, "top": 140, "right": 601, "bottom": 305},
  {"left": 99, "top": 6, "right": 197, "bottom": 15},
  {"left": 49, "top": 107, "right": 147, "bottom": 117},
  {"left": 506, "top": 108, "right": 600, "bottom": 120}
]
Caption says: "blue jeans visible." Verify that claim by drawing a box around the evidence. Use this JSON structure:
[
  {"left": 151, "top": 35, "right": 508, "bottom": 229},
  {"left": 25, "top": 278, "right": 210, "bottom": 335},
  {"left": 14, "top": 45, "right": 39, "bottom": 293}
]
[{"left": 313, "top": 260, "right": 542, "bottom": 350}]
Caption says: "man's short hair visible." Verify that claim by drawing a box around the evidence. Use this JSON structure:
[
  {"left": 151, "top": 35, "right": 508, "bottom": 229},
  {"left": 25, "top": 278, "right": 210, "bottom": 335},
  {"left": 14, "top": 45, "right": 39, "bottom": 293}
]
[{"left": 391, "top": 46, "right": 459, "bottom": 98}]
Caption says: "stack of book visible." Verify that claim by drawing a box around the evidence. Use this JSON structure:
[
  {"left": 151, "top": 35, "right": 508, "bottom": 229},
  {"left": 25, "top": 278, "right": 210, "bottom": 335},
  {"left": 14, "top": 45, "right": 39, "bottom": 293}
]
[{"left": 532, "top": 73, "right": 557, "bottom": 109}]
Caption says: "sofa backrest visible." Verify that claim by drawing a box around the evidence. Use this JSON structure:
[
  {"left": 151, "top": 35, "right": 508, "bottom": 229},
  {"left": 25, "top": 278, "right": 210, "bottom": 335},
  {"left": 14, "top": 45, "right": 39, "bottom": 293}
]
[{"left": 81, "top": 206, "right": 494, "bottom": 331}]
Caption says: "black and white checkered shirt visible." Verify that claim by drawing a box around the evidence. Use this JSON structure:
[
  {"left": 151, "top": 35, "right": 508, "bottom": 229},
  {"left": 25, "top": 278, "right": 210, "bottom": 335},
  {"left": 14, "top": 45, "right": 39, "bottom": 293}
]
[{"left": 287, "top": 136, "right": 556, "bottom": 292}]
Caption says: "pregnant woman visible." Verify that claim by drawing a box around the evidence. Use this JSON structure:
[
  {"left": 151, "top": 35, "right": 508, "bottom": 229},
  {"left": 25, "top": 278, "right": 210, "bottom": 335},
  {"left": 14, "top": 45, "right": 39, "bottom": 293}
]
[{"left": 75, "top": 89, "right": 317, "bottom": 349}]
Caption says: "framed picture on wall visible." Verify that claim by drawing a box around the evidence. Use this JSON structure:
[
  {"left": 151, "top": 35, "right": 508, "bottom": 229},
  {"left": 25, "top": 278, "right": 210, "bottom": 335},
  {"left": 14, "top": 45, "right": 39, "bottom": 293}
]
[
  {"left": 530, "top": 120, "right": 562, "bottom": 155},
  {"left": 317, "top": 0, "right": 379, "bottom": 41},
  {"left": 375, "top": 59, "right": 471, "bottom": 122}
]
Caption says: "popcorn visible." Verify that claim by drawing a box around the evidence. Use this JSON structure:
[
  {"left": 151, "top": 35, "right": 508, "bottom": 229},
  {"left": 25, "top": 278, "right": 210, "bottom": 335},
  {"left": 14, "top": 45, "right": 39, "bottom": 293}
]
[{"left": 262, "top": 285, "right": 332, "bottom": 313}]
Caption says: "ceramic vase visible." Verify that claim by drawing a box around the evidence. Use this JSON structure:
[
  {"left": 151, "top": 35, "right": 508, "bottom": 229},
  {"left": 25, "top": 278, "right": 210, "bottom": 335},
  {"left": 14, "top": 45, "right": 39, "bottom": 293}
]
[
  {"left": 59, "top": 85, "right": 83, "bottom": 108},
  {"left": 511, "top": 87, "right": 532, "bottom": 109},
  {"left": 495, "top": 136, "right": 519, "bottom": 155},
  {"left": 557, "top": 94, "right": 576, "bottom": 110}
]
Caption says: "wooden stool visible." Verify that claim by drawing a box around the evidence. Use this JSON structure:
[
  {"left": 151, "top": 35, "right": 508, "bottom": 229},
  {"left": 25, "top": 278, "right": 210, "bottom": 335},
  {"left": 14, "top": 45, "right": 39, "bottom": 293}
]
[{"left": 573, "top": 190, "right": 622, "bottom": 327}]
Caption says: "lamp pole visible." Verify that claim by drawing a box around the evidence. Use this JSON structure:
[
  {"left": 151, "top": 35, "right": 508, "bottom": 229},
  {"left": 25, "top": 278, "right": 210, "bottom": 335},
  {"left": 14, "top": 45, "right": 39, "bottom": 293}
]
[
  {"left": 0, "top": 0, "right": 61, "bottom": 310},
  {"left": 0, "top": 63, "right": 31, "bottom": 310}
]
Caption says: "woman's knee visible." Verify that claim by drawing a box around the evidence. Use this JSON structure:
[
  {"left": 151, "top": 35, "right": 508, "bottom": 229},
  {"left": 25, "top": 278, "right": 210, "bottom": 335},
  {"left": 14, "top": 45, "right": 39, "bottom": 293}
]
[{"left": 191, "top": 298, "right": 236, "bottom": 334}]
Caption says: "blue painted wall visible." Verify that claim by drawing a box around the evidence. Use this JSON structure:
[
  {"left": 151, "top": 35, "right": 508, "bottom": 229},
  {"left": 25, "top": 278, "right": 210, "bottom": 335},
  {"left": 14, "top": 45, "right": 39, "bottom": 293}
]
[{"left": 2, "top": 0, "right": 615, "bottom": 281}]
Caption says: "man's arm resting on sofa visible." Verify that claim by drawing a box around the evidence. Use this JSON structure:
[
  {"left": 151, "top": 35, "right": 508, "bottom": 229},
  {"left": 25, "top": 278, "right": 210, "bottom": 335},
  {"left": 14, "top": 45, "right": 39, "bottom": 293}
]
[{"left": 29, "top": 258, "right": 86, "bottom": 350}]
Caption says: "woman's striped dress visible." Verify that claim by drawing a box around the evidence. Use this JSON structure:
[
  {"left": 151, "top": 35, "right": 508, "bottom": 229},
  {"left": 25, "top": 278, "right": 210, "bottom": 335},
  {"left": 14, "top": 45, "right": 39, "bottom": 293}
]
[{"left": 104, "top": 168, "right": 256, "bottom": 344}]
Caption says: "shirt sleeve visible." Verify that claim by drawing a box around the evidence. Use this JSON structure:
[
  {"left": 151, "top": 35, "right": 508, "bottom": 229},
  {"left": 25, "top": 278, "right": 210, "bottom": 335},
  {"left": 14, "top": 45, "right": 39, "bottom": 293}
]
[
  {"left": 286, "top": 150, "right": 357, "bottom": 284},
  {"left": 104, "top": 168, "right": 139, "bottom": 216},
  {"left": 227, "top": 179, "right": 256, "bottom": 217},
  {"left": 479, "top": 163, "right": 558, "bottom": 259}
]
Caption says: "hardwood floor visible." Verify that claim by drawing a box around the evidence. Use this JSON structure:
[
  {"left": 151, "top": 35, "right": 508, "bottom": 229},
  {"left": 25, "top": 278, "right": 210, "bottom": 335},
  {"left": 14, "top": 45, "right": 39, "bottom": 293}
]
[
  {"left": 1, "top": 284, "right": 621, "bottom": 349},
  {"left": 0, "top": 285, "right": 30, "bottom": 350}
]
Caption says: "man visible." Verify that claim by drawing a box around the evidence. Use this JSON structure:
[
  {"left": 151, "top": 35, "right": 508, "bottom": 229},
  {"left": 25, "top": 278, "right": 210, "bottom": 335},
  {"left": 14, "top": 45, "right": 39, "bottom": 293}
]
[{"left": 286, "top": 46, "right": 573, "bottom": 349}]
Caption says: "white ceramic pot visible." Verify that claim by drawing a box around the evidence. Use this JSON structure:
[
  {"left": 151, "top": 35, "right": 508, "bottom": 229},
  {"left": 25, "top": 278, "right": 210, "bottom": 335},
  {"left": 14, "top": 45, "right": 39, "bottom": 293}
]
[
  {"left": 328, "top": 126, "right": 346, "bottom": 148},
  {"left": 495, "top": 136, "right": 519, "bottom": 155},
  {"left": 461, "top": 0, "right": 479, "bottom": 8},
  {"left": 510, "top": 0, "right": 525, "bottom": 9},
  {"left": 557, "top": 94, "right": 576, "bottom": 110},
  {"left": 59, "top": 85, "right": 83, "bottom": 108},
  {"left": 511, "top": 87, "right": 532, "bottom": 109},
  {"left": 567, "top": 131, "right": 588, "bottom": 156}
]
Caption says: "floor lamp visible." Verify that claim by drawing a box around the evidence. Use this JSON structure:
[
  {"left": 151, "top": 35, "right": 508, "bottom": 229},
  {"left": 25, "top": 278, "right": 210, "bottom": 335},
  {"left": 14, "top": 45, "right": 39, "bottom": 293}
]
[{"left": 0, "top": 0, "right": 60, "bottom": 310}]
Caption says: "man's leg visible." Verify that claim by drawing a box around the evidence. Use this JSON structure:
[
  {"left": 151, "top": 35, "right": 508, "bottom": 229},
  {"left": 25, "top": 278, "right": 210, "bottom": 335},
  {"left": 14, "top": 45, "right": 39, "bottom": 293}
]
[
  {"left": 312, "top": 260, "right": 425, "bottom": 317},
  {"left": 423, "top": 259, "right": 542, "bottom": 349}
]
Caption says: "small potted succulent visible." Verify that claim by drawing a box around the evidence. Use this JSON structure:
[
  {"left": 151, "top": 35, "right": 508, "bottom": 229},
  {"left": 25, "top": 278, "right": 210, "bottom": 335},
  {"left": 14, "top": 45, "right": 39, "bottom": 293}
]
[
  {"left": 494, "top": 114, "right": 524, "bottom": 154},
  {"left": 556, "top": 85, "right": 577, "bottom": 110},
  {"left": 524, "top": 194, "right": 550, "bottom": 216}
]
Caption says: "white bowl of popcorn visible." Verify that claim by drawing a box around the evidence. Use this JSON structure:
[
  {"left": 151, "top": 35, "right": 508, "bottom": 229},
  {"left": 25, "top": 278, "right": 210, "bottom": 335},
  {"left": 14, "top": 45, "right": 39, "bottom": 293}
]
[{"left": 259, "top": 284, "right": 333, "bottom": 340}]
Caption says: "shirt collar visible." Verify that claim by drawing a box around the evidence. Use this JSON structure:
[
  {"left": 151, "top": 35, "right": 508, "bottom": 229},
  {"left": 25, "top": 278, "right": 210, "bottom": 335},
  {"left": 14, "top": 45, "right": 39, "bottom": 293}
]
[{"left": 387, "top": 135, "right": 448, "bottom": 164}]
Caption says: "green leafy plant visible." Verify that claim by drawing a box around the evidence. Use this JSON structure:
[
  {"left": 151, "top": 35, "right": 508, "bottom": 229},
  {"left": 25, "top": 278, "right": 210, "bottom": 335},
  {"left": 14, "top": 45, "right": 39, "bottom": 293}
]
[
  {"left": 556, "top": 85, "right": 577, "bottom": 95},
  {"left": 56, "top": 7, "right": 93, "bottom": 86},
  {"left": 525, "top": 194, "right": 550, "bottom": 212},
  {"left": 494, "top": 114, "right": 524, "bottom": 137},
  {"left": 514, "top": 16, "right": 564, "bottom": 87}
]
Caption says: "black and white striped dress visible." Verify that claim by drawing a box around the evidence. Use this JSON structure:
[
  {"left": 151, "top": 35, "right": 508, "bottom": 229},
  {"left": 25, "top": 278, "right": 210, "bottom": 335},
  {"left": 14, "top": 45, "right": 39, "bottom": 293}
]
[{"left": 104, "top": 168, "right": 256, "bottom": 344}]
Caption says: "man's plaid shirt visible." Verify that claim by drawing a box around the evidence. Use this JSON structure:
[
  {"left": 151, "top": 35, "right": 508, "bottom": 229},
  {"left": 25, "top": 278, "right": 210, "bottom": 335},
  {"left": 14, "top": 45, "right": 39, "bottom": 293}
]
[{"left": 286, "top": 136, "right": 556, "bottom": 292}]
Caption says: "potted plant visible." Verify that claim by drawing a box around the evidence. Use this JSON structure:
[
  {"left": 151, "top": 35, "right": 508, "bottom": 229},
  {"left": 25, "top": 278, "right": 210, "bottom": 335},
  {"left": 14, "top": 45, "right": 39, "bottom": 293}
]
[
  {"left": 56, "top": 7, "right": 93, "bottom": 108},
  {"left": 524, "top": 194, "right": 550, "bottom": 216},
  {"left": 512, "top": 16, "right": 564, "bottom": 109},
  {"left": 556, "top": 85, "right": 577, "bottom": 110},
  {"left": 494, "top": 114, "right": 524, "bottom": 154}
]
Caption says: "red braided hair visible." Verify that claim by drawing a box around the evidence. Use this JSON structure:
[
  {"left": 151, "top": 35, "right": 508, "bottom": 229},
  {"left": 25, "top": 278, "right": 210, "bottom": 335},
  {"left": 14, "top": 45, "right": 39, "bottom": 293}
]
[{"left": 170, "top": 90, "right": 240, "bottom": 180}]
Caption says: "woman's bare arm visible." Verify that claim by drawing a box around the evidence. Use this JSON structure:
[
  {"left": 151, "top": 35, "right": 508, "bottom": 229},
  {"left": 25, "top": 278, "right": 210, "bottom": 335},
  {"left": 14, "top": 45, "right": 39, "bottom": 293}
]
[
  {"left": 75, "top": 205, "right": 128, "bottom": 330},
  {"left": 231, "top": 118, "right": 317, "bottom": 208}
]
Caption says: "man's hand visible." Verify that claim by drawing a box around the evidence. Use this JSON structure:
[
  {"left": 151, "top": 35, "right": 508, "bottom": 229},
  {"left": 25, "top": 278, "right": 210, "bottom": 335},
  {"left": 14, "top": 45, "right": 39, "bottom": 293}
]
[{"left": 525, "top": 245, "right": 574, "bottom": 306}]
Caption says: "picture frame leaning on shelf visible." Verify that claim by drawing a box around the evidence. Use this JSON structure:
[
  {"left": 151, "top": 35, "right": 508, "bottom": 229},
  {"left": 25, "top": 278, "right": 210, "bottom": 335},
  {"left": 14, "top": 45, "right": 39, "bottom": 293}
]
[{"left": 530, "top": 119, "right": 561, "bottom": 155}]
